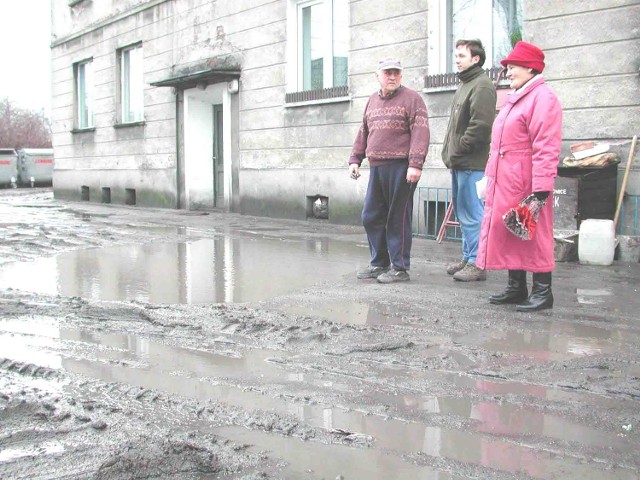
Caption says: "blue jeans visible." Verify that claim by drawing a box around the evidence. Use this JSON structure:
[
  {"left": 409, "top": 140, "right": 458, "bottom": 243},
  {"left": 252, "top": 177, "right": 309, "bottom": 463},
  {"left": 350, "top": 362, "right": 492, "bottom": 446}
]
[
  {"left": 451, "top": 170, "right": 485, "bottom": 264},
  {"left": 362, "top": 162, "right": 415, "bottom": 271}
]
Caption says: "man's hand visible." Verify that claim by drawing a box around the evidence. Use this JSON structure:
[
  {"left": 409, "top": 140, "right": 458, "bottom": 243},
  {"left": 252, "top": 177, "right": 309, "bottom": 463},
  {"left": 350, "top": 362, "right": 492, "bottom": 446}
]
[
  {"left": 349, "top": 164, "right": 361, "bottom": 180},
  {"left": 406, "top": 166, "right": 421, "bottom": 183}
]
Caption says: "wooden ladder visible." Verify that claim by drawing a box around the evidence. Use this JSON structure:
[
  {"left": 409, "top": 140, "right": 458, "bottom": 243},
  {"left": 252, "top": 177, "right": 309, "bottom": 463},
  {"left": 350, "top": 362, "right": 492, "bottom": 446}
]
[{"left": 436, "top": 202, "right": 459, "bottom": 243}]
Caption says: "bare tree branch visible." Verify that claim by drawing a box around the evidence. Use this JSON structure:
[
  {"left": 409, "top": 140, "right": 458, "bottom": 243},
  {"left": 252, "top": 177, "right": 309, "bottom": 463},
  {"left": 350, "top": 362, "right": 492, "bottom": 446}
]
[{"left": 0, "top": 98, "right": 52, "bottom": 150}]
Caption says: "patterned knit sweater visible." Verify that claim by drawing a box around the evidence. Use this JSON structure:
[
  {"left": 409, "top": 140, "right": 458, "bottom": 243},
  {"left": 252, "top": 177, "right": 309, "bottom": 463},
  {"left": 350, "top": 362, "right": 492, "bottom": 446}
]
[{"left": 349, "top": 86, "right": 430, "bottom": 169}]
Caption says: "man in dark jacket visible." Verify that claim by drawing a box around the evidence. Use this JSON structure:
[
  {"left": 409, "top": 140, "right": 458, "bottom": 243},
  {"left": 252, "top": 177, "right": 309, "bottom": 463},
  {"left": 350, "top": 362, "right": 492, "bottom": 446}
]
[{"left": 441, "top": 39, "right": 496, "bottom": 282}]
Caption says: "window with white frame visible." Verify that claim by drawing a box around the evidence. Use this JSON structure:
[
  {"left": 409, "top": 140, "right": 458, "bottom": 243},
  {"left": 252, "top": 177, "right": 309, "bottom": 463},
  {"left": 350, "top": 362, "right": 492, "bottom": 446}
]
[
  {"left": 428, "top": 0, "right": 522, "bottom": 73},
  {"left": 74, "top": 59, "right": 94, "bottom": 129},
  {"left": 118, "top": 43, "right": 144, "bottom": 123},
  {"left": 288, "top": 0, "right": 349, "bottom": 93}
]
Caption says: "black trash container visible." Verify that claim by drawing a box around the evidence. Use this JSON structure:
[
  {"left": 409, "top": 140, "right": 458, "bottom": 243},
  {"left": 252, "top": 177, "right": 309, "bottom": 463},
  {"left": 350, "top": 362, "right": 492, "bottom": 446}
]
[{"left": 554, "top": 163, "right": 619, "bottom": 231}]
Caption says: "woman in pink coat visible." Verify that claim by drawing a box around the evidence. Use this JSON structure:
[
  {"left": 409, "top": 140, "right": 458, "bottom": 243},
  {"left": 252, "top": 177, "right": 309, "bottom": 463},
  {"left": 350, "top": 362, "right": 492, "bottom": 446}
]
[{"left": 476, "top": 41, "right": 562, "bottom": 312}]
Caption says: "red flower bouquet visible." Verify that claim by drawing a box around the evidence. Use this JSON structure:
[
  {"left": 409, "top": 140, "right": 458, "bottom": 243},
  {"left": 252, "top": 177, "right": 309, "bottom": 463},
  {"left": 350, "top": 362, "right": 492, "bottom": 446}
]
[{"left": 502, "top": 194, "right": 547, "bottom": 240}]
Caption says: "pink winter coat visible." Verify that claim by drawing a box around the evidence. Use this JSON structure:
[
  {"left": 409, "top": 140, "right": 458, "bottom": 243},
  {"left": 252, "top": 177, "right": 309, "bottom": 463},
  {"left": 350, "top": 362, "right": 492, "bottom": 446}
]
[{"left": 476, "top": 76, "right": 562, "bottom": 272}]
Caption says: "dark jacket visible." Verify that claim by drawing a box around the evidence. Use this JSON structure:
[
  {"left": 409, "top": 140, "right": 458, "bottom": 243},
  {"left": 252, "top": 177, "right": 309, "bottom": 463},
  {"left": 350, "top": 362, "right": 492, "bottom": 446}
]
[{"left": 441, "top": 65, "right": 497, "bottom": 170}]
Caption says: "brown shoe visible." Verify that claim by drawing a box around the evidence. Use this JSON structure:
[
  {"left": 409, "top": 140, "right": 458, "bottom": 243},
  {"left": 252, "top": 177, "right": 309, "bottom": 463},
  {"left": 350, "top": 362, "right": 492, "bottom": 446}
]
[
  {"left": 446, "top": 259, "right": 467, "bottom": 275},
  {"left": 453, "top": 263, "right": 487, "bottom": 282}
]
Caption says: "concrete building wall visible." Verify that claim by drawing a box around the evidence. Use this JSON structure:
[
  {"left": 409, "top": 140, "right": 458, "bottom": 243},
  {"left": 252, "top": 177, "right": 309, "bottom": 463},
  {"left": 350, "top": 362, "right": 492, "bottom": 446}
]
[
  {"left": 51, "top": 0, "right": 640, "bottom": 231},
  {"left": 52, "top": 0, "right": 167, "bottom": 39},
  {"left": 238, "top": 0, "right": 430, "bottom": 222},
  {"left": 52, "top": 0, "right": 178, "bottom": 207},
  {"left": 423, "top": 0, "right": 640, "bottom": 234},
  {"left": 526, "top": 0, "right": 640, "bottom": 232},
  {"left": 525, "top": 1, "right": 639, "bottom": 145}
]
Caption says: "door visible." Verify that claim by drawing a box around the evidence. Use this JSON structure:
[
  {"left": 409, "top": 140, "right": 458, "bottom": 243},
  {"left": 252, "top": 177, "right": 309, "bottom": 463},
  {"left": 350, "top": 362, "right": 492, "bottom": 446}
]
[{"left": 213, "top": 104, "right": 224, "bottom": 207}]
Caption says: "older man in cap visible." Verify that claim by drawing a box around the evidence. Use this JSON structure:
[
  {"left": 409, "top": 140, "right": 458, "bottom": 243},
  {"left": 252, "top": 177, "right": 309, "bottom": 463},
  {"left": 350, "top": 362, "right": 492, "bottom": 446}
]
[{"left": 349, "top": 57, "right": 430, "bottom": 283}]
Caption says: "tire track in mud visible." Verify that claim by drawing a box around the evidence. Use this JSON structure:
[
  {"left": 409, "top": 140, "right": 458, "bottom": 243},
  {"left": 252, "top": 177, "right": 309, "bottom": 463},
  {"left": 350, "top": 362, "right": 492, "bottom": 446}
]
[
  {"left": 1, "top": 299, "right": 639, "bottom": 479},
  {"left": 0, "top": 191, "right": 196, "bottom": 269},
  {"left": 1, "top": 190, "right": 639, "bottom": 478},
  {"left": 0, "top": 358, "right": 313, "bottom": 479}
]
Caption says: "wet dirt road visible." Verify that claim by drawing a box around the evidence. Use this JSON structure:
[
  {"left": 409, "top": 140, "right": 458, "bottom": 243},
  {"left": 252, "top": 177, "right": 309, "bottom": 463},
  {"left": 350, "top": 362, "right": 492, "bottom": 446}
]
[{"left": 1, "top": 188, "right": 639, "bottom": 479}]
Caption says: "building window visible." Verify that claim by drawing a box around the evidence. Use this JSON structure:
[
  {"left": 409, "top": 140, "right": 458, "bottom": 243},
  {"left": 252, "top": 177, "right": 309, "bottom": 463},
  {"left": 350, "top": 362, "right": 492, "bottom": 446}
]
[
  {"left": 288, "top": 0, "right": 348, "bottom": 94},
  {"left": 428, "top": 0, "right": 522, "bottom": 73},
  {"left": 74, "top": 59, "right": 94, "bottom": 129},
  {"left": 118, "top": 43, "right": 144, "bottom": 123}
]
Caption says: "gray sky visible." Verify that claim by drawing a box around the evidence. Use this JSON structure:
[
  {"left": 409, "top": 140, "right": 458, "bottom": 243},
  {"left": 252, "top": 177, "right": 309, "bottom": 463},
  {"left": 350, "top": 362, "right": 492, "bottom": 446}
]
[{"left": 0, "top": 1, "right": 52, "bottom": 116}]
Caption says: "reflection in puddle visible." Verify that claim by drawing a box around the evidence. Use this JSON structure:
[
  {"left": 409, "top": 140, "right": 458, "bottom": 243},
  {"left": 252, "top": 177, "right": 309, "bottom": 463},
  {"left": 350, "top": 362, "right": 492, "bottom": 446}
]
[
  {"left": 0, "top": 336, "right": 62, "bottom": 369},
  {"left": 1, "top": 318, "right": 636, "bottom": 479},
  {"left": 458, "top": 321, "right": 629, "bottom": 362},
  {"left": 60, "top": 328, "right": 293, "bottom": 381},
  {"left": 372, "top": 390, "right": 628, "bottom": 452},
  {"left": 282, "top": 300, "right": 403, "bottom": 325},
  {"left": 324, "top": 351, "right": 638, "bottom": 433},
  {"left": 0, "top": 236, "right": 361, "bottom": 303},
  {"left": 576, "top": 288, "right": 613, "bottom": 305},
  {"left": 218, "top": 415, "right": 635, "bottom": 479},
  {"left": 0, "top": 316, "right": 294, "bottom": 384},
  {"left": 417, "top": 425, "right": 637, "bottom": 480},
  {"left": 0, "top": 318, "right": 62, "bottom": 368},
  {"left": 216, "top": 426, "right": 457, "bottom": 480},
  {"left": 0, "top": 441, "right": 64, "bottom": 462}
]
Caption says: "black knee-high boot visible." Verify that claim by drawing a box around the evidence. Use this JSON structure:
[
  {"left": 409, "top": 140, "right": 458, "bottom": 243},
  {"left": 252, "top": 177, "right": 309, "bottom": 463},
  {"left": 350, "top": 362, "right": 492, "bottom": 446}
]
[
  {"left": 489, "top": 270, "right": 528, "bottom": 305},
  {"left": 516, "top": 272, "right": 553, "bottom": 312}
]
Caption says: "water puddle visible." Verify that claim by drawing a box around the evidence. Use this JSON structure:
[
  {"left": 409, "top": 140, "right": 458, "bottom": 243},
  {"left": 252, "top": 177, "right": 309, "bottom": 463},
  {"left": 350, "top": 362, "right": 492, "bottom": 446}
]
[
  {"left": 576, "top": 288, "right": 613, "bottom": 305},
  {"left": 281, "top": 299, "right": 404, "bottom": 325},
  {"left": 457, "top": 320, "right": 632, "bottom": 362},
  {"left": 371, "top": 390, "right": 627, "bottom": 451},
  {"left": 0, "top": 318, "right": 63, "bottom": 368},
  {"left": 1, "top": 316, "right": 637, "bottom": 479},
  {"left": 215, "top": 426, "right": 459, "bottom": 480},
  {"left": 0, "top": 317, "right": 293, "bottom": 383},
  {"left": 415, "top": 426, "right": 636, "bottom": 480},
  {"left": 287, "top": 394, "right": 635, "bottom": 467},
  {"left": 215, "top": 419, "right": 636, "bottom": 480},
  {"left": 0, "top": 236, "right": 361, "bottom": 303},
  {"left": 0, "top": 441, "right": 64, "bottom": 462},
  {"left": 328, "top": 356, "right": 638, "bottom": 416}
]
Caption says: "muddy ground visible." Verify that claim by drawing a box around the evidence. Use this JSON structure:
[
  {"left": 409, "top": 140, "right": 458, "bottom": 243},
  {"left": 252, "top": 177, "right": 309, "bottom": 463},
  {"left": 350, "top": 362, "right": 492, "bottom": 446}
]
[{"left": 0, "top": 188, "right": 639, "bottom": 480}]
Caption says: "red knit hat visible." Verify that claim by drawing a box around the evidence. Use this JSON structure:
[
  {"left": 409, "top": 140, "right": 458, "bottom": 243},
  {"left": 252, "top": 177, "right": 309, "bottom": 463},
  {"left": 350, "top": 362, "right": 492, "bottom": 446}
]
[{"left": 500, "top": 41, "right": 545, "bottom": 72}]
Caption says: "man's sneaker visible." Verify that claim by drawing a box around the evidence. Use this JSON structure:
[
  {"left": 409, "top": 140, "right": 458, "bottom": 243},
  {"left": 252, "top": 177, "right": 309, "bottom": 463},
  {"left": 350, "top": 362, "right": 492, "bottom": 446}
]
[
  {"left": 377, "top": 269, "right": 410, "bottom": 284},
  {"left": 453, "top": 263, "right": 487, "bottom": 282},
  {"left": 357, "top": 265, "right": 390, "bottom": 279},
  {"left": 446, "top": 259, "right": 467, "bottom": 275}
]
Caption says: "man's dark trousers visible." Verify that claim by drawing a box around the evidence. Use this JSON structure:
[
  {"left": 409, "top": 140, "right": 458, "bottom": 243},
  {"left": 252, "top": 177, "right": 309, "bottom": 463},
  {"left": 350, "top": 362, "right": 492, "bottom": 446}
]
[{"left": 362, "top": 161, "right": 415, "bottom": 271}]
